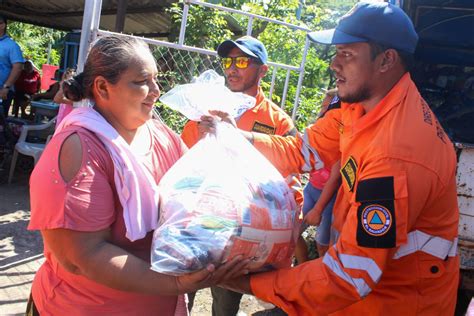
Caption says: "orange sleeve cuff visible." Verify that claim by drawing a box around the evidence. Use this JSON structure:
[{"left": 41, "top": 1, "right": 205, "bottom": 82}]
[
  {"left": 252, "top": 132, "right": 272, "bottom": 149},
  {"left": 250, "top": 271, "right": 277, "bottom": 303}
]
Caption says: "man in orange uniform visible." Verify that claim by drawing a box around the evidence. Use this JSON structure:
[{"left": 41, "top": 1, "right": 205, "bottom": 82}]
[
  {"left": 212, "top": 2, "right": 459, "bottom": 315},
  {"left": 181, "top": 36, "right": 300, "bottom": 316},
  {"left": 181, "top": 36, "right": 296, "bottom": 147}
]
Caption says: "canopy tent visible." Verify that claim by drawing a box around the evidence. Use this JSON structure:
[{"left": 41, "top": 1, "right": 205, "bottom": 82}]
[{"left": 0, "top": 0, "right": 176, "bottom": 37}]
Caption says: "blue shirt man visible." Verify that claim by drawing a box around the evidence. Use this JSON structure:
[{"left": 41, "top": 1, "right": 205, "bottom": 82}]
[{"left": 0, "top": 15, "right": 24, "bottom": 117}]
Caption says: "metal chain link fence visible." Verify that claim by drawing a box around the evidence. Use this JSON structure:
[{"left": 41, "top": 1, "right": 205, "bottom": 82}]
[
  {"left": 150, "top": 45, "right": 225, "bottom": 132},
  {"left": 151, "top": 46, "right": 224, "bottom": 93},
  {"left": 149, "top": 43, "right": 300, "bottom": 132}
]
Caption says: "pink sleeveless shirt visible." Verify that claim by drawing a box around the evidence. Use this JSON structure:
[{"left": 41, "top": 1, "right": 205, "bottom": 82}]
[{"left": 28, "top": 119, "right": 187, "bottom": 315}]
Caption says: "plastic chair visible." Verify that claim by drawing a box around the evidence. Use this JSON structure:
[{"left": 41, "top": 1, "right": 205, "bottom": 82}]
[{"left": 8, "top": 117, "right": 57, "bottom": 184}]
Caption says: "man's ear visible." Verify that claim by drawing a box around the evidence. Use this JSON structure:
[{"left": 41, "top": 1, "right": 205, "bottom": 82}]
[
  {"left": 258, "top": 64, "right": 269, "bottom": 79},
  {"left": 92, "top": 76, "right": 110, "bottom": 101},
  {"left": 379, "top": 49, "right": 398, "bottom": 73}
]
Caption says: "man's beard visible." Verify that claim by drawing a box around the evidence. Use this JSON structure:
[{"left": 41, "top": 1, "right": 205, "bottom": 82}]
[
  {"left": 339, "top": 85, "right": 372, "bottom": 104},
  {"left": 226, "top": 71, "right": 260, "bottom": 94}
]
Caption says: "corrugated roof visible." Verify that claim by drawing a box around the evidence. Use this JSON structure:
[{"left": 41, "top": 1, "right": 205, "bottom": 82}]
[{"left": 0, "top": 0, "right": 177, "bottom": 37}]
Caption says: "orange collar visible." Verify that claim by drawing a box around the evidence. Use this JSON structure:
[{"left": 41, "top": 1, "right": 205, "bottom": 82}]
[
  {"left": 247, "top": 87, "right": 266, "bottom": 114},
  {"left": 343, "top": 72, "right": 413, "bottom": 134}
]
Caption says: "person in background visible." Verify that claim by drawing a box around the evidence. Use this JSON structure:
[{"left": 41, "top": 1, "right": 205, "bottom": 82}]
[
  {"left": 53, "top": 68, "right": 76, "bottom": 127},
  {"left": 29, "top": 69, "right": 61, "bottom": 120},
  {"left": 181, "top": 35, "right": 300, "bottom": 316},
  {"left": 31, "top": 69, "right": 61, "bottom": 101},
  {"left": 12, "top": 60, "right": 41, "bottom": 119},
  {"left": 203, "top": 2, "right": 459, "bottom": 315},
  {"left": 181, "top": 36, "right": 297, "bottom": 147},
  {"left": 27, "top": 35, "right": 249, "bottom": 315},
  {"left": 0, "top": 14, "right": 24, "bottom": 117},
  {"left": 294, "top": 89, "right": 341, "bottom": 263}
]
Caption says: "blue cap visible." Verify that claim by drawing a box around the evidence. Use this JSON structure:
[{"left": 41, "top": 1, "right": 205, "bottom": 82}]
[
  {"left": 217, "top": 36, "right": 268, "bottom": 64},
  {"left": 308, "top": 2, "right": 418, "bottom": 54}
]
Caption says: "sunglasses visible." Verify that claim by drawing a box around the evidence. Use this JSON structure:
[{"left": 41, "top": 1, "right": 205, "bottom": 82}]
[{"left": 221, "top": 56, "right": 256, "bottom": 69}]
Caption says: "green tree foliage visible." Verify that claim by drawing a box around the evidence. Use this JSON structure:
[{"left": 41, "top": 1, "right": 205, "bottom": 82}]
[
  {"left": 7, "top": 22, "right": 65, "bottom": 73},
  {"left": 168, "top": 4, "right": 234, "bottom": 50},
  {"left": 161, "top": 0, "right": 356, "bottom": 132}
]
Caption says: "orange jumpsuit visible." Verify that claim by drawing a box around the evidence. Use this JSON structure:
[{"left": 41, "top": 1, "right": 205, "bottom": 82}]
[
  {"left": 250, "top": 73, "right": 459, "bottom": 315},
  {"left": 180, "top": 87, "right": 297, "bottom": 147},
  {"left": 180, "top": 87, "right": 303, "bottom": 205}
]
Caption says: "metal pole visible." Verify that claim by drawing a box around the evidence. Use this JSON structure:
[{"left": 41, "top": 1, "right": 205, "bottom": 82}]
[
  {"left": 77, "top": 0, "right": 95, "bottom": 73},
  {"left": 281, "top": 69, "right": 291, "bottom": 109},
  {"left": 91, "top": 0, "right": 103, "bottom": 42},
  {"left": 269, "top": 66, "right": 277, "bottom": 100},
  {"left": 178, "top": 1, "right": 190, "bottom": 45},
  {"left": 246, "top": 16, "right": 254, "bottom": 36},
  {"left": 292, "top": 37, "right": 310, "bottom": 120},
  {"left": 75, "top": 0, "right": 102, "bottom": 108},
  {"left": 77, "top": 0, "right": 102, "bottom": 73},
  {"left": 115, "top": 0, "right": 128, "bottom": 32}
]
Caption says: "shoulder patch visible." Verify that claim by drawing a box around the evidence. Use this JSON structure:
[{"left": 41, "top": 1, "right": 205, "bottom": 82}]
[
  {"left": 356, "top": 176, "right": 394, "bottom": 201},
  {"left": 361, "top": 204, "right": 392, "bottom": 236},
  {"left": 356, "top": 177, "right": 396, "bottom": 248},
  {"left": 252, "top": 121, "right": 276, "bottom": 135},
  {"left": 340, "top": 156, "right": 357, "bottom": 192}
]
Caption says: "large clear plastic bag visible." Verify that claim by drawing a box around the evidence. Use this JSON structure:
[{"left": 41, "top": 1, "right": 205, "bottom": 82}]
[
  {"left": 159, "top": 70, "right": 255, "bottom": 120},
  {"left": 151, "top": 123, "right": 299, "bottom": 275}
]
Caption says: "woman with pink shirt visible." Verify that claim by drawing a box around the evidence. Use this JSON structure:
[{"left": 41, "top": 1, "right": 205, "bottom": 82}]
[{"left": 27, "top": 35, "right": 249, "bottom": 315}]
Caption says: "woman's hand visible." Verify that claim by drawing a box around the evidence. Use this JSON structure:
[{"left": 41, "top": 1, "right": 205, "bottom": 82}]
[
  {"left": 304, "top": 207, "right": 322, "bottom": 226},
  {"left": 175, "top": 255, "right": 250, "bottom": 293}
]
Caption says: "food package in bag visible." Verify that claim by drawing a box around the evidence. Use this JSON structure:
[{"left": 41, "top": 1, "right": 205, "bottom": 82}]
[
  {"left": 151, "top": 122, "right": 299, "bottom": 275},
  {"left": 159, "top": 69, "right": 255, "bottom": 121}
]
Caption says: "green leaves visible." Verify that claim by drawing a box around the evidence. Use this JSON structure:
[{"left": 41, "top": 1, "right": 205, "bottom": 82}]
[
  {"left": 8, "top": 22, "right": 65, "bottom": 70},
  {"left": 160, "top": 0, "right": 356, "bottom": 132},
  {"left": 168, "top": 3, "right": 233, "bottom": 50}
]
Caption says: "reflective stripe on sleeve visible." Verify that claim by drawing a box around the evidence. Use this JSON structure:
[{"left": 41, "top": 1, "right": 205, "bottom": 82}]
[
  {"left": 299, "top": 132, "right": 324, "bottom": 172},
  {"left": 393, "top": 230, "right": 458, "bottom": 260},
  {"left": 339, "top": 254, "right": 382, "bottom": 284},
  {"left": 323, "top": 252, "right": 372, "bottom": 298}
]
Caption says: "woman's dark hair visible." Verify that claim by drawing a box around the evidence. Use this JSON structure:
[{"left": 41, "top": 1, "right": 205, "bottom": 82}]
[{"left": 63, "top": 35, "right": 151, "bottom": 102}]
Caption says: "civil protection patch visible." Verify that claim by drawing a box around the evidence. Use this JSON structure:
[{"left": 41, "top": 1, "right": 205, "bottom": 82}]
[
  {"left": 356, "top": 177, "right": 396, "bottom": 248},
  {"left": 361, "top": 204, "right": 392, "bottom": 236},
  {"left": 340, "top": 156, "right": 357, "bottom": 192},
  {"left": 252, "top": 121, "right": 276, "bottom": 135}
]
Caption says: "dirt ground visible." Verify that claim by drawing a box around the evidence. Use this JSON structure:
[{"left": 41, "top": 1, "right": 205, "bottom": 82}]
[{"left": 0, "top": 163, "right": 266, "bottom": 315}]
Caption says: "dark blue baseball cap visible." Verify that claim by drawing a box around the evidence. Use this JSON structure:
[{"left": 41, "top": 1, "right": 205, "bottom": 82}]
[
  {"left": 217, "top": 36, "right": 268, "bottom": 64},
  {"left": 308, "top": 2, "right": 418, "bottom": 54}
]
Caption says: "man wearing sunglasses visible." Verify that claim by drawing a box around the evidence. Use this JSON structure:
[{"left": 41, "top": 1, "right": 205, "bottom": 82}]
[
  {"left": 181, "top": 36, "right": 299, "bottom": 316},
  {"left": 181, "top": 36, "right": 297, "bottom": 148}
]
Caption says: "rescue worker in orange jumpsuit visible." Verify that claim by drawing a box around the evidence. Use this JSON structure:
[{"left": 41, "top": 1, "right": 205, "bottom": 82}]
[
  {"left": 181, "top": 36, "right": 297, "bottom": 148},
  {"left": 181, "top": 36, "right": 300, "bottom": 316},
  {"left": 202, "top": 2, "right": 459, "bottom": 315}
]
